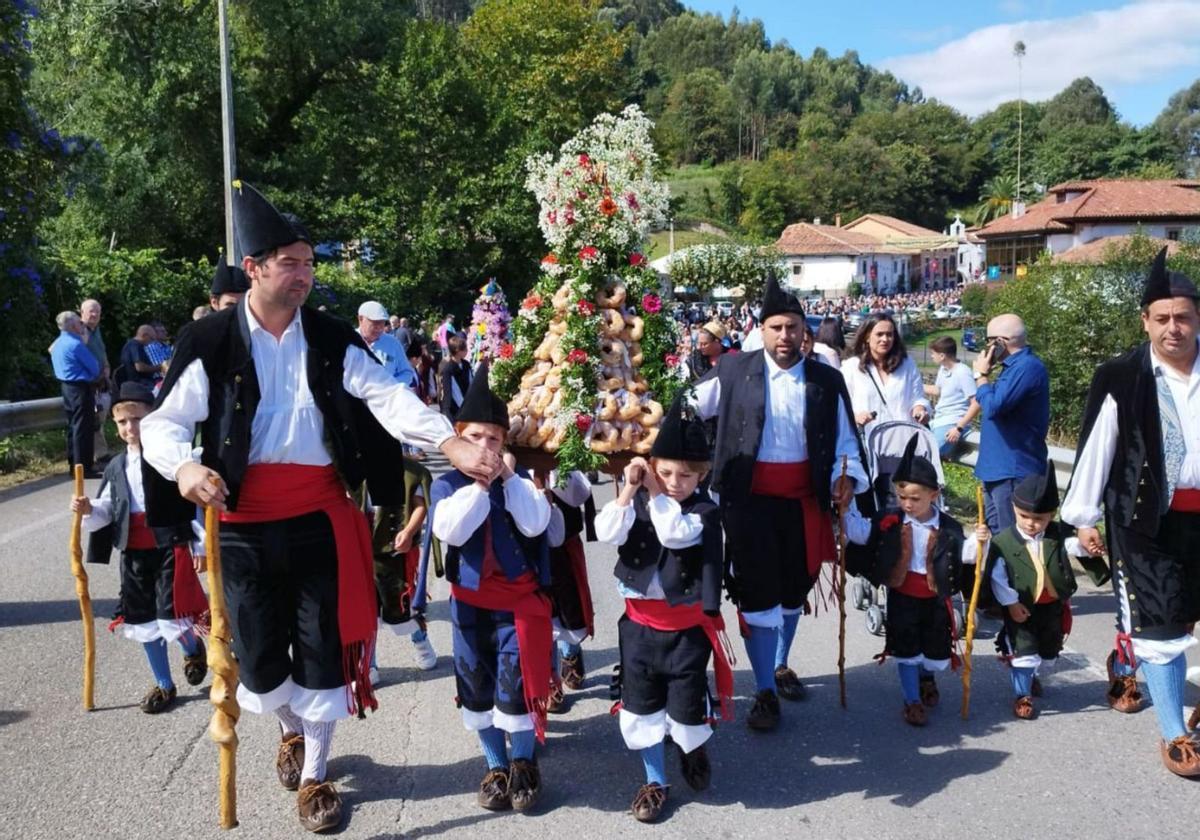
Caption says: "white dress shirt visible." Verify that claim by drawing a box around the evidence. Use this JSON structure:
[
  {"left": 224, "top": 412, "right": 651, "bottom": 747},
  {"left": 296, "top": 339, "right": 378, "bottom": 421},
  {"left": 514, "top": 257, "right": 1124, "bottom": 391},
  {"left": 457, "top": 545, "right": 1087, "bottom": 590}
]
[
  {"left": 431, "top": 474, "right": 551, "bottom": 547},
  {"left": 842, "top": 355, "right": 931, "bottom": 439},
  {"left": 690, "top": 353, "right": 867, "bottom": 493},
  {"left": 82, "top": 447, "right": 205, "bottom": 553},
  {"left": 594, "top": 492, "right": 705, "bottom": 600},
  {"left": 843, "top": 503, "right": 981, "bottom": 569},
  {"left": 142, "top": 297, "right": 455, "bottom": 481},
  {"left": 989, "top": 527, "right": 1086, "bottom": 607},
  {"left": 545, "top": 470, "right": 592, "bottom": 548}
]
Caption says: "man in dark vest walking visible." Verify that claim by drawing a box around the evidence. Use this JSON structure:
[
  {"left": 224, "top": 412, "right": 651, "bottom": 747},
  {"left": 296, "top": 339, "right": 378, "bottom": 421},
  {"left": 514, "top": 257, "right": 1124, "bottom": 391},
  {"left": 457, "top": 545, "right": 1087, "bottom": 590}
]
[
  {"left": 690, "top": 277, "right": 866, "bottom": 731},
  {"left": 141, "top": 182, "right": 498, "bottom": 831}
]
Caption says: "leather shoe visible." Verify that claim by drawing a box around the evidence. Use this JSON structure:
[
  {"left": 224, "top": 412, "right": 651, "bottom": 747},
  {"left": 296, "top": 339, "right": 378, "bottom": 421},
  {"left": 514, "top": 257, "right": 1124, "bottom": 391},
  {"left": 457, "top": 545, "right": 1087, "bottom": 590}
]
[
  {"left": 747, "top": 689, "right": 781, "bottom": 731},
  {"left": 773, "top": 666, "right": 806, "bottom": 702},
  {"left": 509, "top": 758, "right": 541, "bottom": 812},
  {"left": 477, "top": 768, "right": 511, "bottom": 811},
  {"left": 1105, "top": 651, "right": 1144, "bottom": 713},
  {"left": 297, "top": 778, "right": 342, "bottom": 833},
  {"left": 1160, "top": 735, "right": 1200, "bottom": 777},
  {"left": 277, "top": 734, "right": 305, "bottom": 791},
  {"left": 1013, "top": 695, "right": 1036, "bottom": 720},
  {"left": 903, "top": 701, "right": 927, "bottom": 727},
  {"left": 919, "top": 676, "right": 939, "bottom": 707},
  {"left": 139, "top": 685, "right": 176, "bottom": 714},
  {"left": 546, "top": 683, "right": 567, "bottom": 714},
  {"left": 631, "top": 782, "right": 668, "bottom": 823},
  {"left": 560, "top": 652, "right": 585, "bottom": 690},
  {"left": 182, "top": 638, "right": 207, "bottom": 686}
]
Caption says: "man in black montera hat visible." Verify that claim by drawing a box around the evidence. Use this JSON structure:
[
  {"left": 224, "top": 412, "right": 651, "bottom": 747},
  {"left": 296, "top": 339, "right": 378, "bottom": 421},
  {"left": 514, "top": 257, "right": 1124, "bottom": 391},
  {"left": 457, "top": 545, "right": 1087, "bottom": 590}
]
[
  {"left": 1062, "top": 247, "right": 1200, "bottom": 777},
  {"left": 689, "top": 276, "right": 867, "bottom": 731},
  {"left": 141, "top": 182, "right": 500, "bottom": 830}
]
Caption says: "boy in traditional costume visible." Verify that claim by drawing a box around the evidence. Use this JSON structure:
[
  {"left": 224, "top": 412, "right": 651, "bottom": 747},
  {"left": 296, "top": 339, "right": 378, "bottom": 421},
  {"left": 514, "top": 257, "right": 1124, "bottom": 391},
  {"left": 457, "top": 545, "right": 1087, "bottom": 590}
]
[
  {"left": 71, "top": 382, "right": 209, "bottom": 714},
  {"left": 844, "top": 436, "right": 985, "bottom": 726},
  {"left": 594, "top": 402, "right": 733, "bottom": 822},
  {"left": 421, "top": 366, "right": 554, "bottom": 813}
]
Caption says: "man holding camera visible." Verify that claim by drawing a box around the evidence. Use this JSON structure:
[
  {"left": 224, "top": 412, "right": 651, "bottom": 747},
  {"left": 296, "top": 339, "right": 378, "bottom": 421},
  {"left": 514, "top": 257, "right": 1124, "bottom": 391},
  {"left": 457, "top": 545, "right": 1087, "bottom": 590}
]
[{"left": 971, "top": 313, "right": 1050, "bottom": 532}]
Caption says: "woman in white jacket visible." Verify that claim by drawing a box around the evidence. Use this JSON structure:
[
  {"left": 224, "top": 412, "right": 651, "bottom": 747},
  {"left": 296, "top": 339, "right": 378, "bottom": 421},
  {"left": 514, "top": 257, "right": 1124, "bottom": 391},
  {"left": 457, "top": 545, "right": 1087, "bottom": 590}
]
[{"left": 842, "top": 313, "right": 930, "bottom": 441}]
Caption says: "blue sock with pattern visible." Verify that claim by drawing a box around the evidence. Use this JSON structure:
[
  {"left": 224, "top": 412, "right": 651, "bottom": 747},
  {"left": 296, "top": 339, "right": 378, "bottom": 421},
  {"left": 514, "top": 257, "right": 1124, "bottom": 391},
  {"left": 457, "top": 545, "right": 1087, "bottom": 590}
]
[
  {"left": 745, "top": 625, "right": 779, "bottom": 692},
  {"left": 142, "top": 640, "right": 174, "bottom": 690},
  {"left": 897, "top": 663, "right": 921, "bottom": 703},
  {"left": 1011, "top": 666, "right": 1035, "bottom": 698},
  {"left": 640, "top": 742, "right": 667, "bottom": 786},
  {"left": 510, "top": 729, "right": 536, "bottom": 762},
  {"left": 177, "top": 631, "right": 201, "bottom": 657},
  {"left": 775, "top": 612, "right": 800, "bottom": 669},
  {"left": 478, "top": 726, "right": 508, "bottom": 769},
  {"left": 1141, "top": 656, "right": 1188, "bottom": 741}
]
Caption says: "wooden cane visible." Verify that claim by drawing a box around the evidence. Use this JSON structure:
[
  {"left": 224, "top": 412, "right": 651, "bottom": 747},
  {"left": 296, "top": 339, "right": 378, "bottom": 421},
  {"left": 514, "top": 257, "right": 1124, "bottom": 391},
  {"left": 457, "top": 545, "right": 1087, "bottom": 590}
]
[
  {"left": 836, "top": 455, "right": 849, "bottom": 709},
  {"left": 69, "top": 464, "right": 96, "bottom": 711},
  {"left": 205, "top": 504, "right": 240, "bottom": 828},
  {"left": 960, "top": 484, "right": 987, "bottom": 719}
]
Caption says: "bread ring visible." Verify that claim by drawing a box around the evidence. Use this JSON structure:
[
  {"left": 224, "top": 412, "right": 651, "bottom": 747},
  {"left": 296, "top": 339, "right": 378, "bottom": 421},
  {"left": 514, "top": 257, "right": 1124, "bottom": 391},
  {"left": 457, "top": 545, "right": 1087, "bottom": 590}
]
[
  {"left": 533, "top": 333, "right": 557, "bottom": 362},
  {"left": 631, "top": 377, "right": 649, "bottom": 394},
  {"left": 545, "top": 370, "right": 562, "bottom": 391},
  {"left": 544, "top": 424, "right": 568, "bottom": 452},
  {"left": 601, "top": 309, "right": 626, "bottom": 338},
  {"left": 590, "top": 421, "right": 619, "bottom": 453},
  {"left": 599, "top": 340, "right": 624, "bottom": 367},
  {"left": 618, "top": 392, "right": 642, "bottom": 422},
  {"left": 550, "top": 344, "right": 566, "bottom": 365},
  {"left": 599, "top": 393, "right": 619, "bottom": 421},
  {"left": 508, "top": 392, "right": 530, "bottom": 414},
  {"left": 632, "top": 427, "right": 658, "bottom": 454},
  {"left": 629, "top": 341, "right": 643, "bottom": 367},
  {"left": 521, "top": 360, "right": 551, "bottom": 387},
  {"left": 626, "top": 316, "right": 644, "bottom": 341},
  {"left": 546, "top": 389, "right": 564, "bottom": 417},
  {"left": 507, "top": 416, "right": 526, "bottom": 442},
  {"left": 520, "top": 417, "right": 541, "bottom": 446},
  {"left": 549, "top": 318, "right": 567, "bottom": 335},
  {"left": 597, "top": 283, "right": 626, "bottom": 309},
  {"left": 616, "top": 421, "right": 635, "bottom": 451},
  {"left": 533, "top": 386, "right": 554, "bottom": 416},
  {"left": 640, "top": 399, "right": 664, "bottom": 427},
  {"left": 600, "top": 376, "right": 623, "bottom": 391},
  {"left": 553, "top": 284, "right": 572, "bottom": 311},
  {"left": 530, "top": 419, "right": 555, "bottom": 447}
]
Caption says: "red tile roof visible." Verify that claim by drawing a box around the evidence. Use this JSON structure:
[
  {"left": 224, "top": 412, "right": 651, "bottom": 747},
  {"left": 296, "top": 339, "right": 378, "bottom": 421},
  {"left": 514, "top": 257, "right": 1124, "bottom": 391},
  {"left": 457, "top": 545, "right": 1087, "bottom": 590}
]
[
  {"left": 841, "top": 213, "right": 944, "bottom": 239},
  {"left": 775, "top": 222, "right": 906, "bottom": 255},
  {"left": 977, "top": 179, "right": 1200, "bottom": 238},
  {"left": 1051, "top": 235, "right": 1183, "bottom": 264}
]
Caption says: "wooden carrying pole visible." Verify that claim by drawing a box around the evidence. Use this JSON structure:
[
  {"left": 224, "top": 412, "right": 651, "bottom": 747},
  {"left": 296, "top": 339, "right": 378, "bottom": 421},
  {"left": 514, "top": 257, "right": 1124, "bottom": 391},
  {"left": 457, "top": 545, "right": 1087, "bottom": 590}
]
[
  {"left": 960, "top": 484, "right": 987, "bottom": 719},
  {"left": 205, "top": 504, "right": 240, "bottom": 828},
  {"left": 69, "top": 464, "right": 95, "bottom": 711},
  {"left": 836, "top": 455, "right": 849, "bottom": 709}
]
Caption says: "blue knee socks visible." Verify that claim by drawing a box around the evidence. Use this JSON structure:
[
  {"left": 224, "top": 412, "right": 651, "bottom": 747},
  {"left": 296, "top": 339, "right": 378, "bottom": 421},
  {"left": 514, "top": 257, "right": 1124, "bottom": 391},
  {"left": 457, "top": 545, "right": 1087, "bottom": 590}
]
[
  {"left": 478, "top": 726, "right": 508, "bottom": 769},
  {"left": 745, "top": 626, "right": 779, "bottom": 692},
  {"left": 142, "top": 640, "right": 174, "bottom": 690},
  {"left": 1142, "top": 656, "right": 1188, "bottom": 741},
  {"left": 640, "top": 742, "right": 667, "bottom": 786},
  {"left": 557, "top": 640, "right": 581, "bottom": 659},
  {"left": 510, "top": 729, "right": 536, "bottom": 762},
  {"left": 1011, "top": 665, "right": 1035, "bottom": 698},
  {"left": 775, "top": 612, "right": 800, "bottom": 669},
  {"left": 411, "top": 627, "right": 428, "bottom": 643},
  {"left": 897, "top": 663, "right": 921, "bottom": 703},
  {"left": 177, "top": 631, "right": 201, "bottom": 657}
]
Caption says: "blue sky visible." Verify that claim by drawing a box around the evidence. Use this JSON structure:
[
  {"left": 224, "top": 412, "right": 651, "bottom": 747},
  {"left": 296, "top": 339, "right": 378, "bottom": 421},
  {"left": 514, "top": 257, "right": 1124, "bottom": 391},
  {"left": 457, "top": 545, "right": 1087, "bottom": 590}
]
[{"left": 683, "top": 0, "right": 1200, "bottom": 125}]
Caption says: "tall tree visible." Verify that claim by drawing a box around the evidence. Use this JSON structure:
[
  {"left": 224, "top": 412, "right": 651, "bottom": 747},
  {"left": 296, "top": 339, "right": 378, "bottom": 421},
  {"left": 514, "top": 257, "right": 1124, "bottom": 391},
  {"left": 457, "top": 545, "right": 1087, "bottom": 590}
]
[{"left": 1154, "top": 79, "right": 1200, "bottom": 177}]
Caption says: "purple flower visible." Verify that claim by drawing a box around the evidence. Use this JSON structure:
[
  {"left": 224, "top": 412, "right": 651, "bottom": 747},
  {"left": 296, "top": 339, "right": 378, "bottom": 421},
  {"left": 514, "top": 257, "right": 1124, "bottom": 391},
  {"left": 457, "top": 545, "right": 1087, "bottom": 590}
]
[{"left": 6, "top": 131, "right": 21, "bottom": 150}]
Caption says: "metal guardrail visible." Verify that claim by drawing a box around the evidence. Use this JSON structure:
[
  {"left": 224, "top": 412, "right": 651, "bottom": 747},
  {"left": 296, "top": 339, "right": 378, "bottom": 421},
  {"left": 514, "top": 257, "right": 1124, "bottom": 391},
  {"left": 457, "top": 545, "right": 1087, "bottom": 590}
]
[
  {"left": 0, "top": 398, "right": 65, "bottom": 438},
  {"left": 952, "top": 429, "right": 1077, "bottom": 489}
]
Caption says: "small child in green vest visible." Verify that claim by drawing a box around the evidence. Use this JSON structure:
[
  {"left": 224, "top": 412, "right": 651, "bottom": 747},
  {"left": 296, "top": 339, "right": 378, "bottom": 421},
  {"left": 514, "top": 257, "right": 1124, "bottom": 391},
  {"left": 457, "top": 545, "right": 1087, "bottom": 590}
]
[{"left": 986, "top": 460, "right": 1109, "bottom": 720}]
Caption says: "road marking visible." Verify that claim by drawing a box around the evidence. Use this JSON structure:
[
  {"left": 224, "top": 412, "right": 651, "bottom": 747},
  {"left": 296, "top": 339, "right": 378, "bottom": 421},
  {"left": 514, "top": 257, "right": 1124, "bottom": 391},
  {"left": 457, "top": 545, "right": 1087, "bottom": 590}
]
[{"left": 0, "top": 510, "right": 69, "bottom": 547}]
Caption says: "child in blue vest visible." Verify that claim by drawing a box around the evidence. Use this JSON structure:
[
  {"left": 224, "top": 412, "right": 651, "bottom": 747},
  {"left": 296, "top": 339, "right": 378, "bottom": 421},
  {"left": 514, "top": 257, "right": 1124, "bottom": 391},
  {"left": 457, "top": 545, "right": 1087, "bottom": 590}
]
[
  {"left": 595, "top": 400, "right": 732, "bottom": 822},
  {"left": 70, "top": 382, "right": 209, "bottom": 714},
  {"left": 986, "top": 460, "right": 1109, "bottom": 719},
  {"left": 417, "top": 366, "right": 553, "bottom": 813}
]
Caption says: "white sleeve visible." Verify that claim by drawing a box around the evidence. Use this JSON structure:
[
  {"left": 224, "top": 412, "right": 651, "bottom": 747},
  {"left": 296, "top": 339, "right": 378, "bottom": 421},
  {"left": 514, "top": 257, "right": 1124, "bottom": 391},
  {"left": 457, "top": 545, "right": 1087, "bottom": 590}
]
[
  {"left": 191, "top": 513, "right": 207, "bottom": 557},
  {"left": 546, "top": 506, "right": 566, "bottom": 548},
  {"left": 432, "top": 483, "right": 491, "bottom": 546},
  {"left": 1061, "top": 395, "right": 1117, "bottom": 528},
  {"left": 842, "top": 501, "right": 872, "bottom": 546},
  {"left": 141, "top": 358, "right": 208, "bottom": 481},
  {"left": 833, "top": 398, "right": 870, "bottom": 493},
  {"left": 647, "top": 494, "right": 704, "bottom": 549},
  {"left": 908, "top": 360, "right": 932, "bottom": 413},
  {"left": 1064, "top": 536, "right": 1091, "bottom": 558},
  {"left": 688, "top": 375, "right": 721, "bottom": 421},
  {"left": 990, "top": 557, "right": 1019, "bottom": 606},
  {"left": 342, "top": 345, "right": 455, "bottom": 450},
  {"left": 594, "top": 498, "right": 636, "bottom": 546},
  {"left": 551, "top": 470, "right": 592, "bottom": 508},
  {"left": 842, "top": 359, "right": 870, "bottom": 416},
  {"left": 502, "top": 473, "right": 552, "bottom": 538},
  {"left": 81, "top": 482, "right": 114, "bottom": 532},
  {"left": 962, "top": 536, "right": 987, "bottom": 565}
]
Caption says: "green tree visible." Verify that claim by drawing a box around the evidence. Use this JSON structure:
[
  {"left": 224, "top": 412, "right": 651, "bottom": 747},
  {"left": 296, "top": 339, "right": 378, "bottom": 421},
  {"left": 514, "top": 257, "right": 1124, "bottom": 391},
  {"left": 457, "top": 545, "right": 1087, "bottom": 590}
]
[
  {"left": 974, "top": 174, "right": 1017, "bottom": 226},
  {"left": 657, "top": 68, "right": 736, "bottom": 164},
  {"left": 1154, "top": 79, "right": 1200, "bottom": 176}
]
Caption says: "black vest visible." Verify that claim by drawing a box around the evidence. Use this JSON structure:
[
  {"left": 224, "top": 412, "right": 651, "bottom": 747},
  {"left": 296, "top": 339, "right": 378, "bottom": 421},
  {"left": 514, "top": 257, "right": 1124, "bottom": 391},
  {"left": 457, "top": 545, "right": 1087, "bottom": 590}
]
[
  {"left": 707, "top": 350, "right": 858, "bottom": 508},
  {"left": 867, "top": 509, "right": 967, "bottom": 599},
  {"left": 88, "top": 452, "right": 187, "bottom": 564},
  {"left": 612, "top": 490, "right": 723, "bottom": 613},
  {"left": 144, "top": 304, "right": 406, "bottom": 528}
]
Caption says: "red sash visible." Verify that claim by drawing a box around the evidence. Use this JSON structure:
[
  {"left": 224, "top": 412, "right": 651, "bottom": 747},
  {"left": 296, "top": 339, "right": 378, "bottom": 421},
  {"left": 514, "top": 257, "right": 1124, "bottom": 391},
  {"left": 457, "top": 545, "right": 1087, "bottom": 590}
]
[
  {"left": 127, "top": 513, "right": 209, "bottom": 631},
  {"left": 623, "top": 598, "right": 735, "bottom": 722},
  {"left": 750, "top": 461, "right": 836, "bottom": 577},
  {"left": 220, "top": 464, "right": 378, "bottom": 717},
  {"left": 452, "top": 573, "right": 554, "bottom": 743},
  {"left": 563, "top": 535, "right": 595, "bottom": 638},
  {"left": 1170, "top": 488, "right": 1200, "bottom": 512},
  {"left": 895, "top": 570, "right": 937, "bottom": 599}
]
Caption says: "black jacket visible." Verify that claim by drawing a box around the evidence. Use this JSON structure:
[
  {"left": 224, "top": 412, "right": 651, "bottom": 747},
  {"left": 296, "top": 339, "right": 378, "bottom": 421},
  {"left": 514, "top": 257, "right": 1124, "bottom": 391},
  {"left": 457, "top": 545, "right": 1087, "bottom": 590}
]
[{"left": 865, "top": 508, "right": 968, "bottom": 599}]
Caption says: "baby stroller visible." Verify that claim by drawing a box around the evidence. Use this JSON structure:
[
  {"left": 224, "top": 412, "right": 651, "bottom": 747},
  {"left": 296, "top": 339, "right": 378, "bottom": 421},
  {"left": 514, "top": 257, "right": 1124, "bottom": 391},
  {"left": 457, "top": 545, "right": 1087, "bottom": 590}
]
[{"left": 850, "top": 421, "right": 964, "bottom": 638}]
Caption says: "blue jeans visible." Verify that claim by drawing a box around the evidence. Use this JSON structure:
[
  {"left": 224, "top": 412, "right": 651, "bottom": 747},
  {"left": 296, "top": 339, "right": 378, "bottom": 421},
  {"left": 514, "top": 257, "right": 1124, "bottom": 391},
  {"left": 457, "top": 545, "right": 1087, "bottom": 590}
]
[
  {"left": 931, "top": 424, "right": 966, "bottom": 462},
  {"left": 982, "top": 478, "right": 1018, "bottom": 534}
]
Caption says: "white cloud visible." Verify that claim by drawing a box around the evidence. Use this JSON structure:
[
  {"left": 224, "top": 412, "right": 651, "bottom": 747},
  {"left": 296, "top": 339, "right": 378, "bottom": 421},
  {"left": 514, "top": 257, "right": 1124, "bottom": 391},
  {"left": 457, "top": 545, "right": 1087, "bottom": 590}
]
[{"left": 880, "top": 1, "right": 1200, "bottom": 118}]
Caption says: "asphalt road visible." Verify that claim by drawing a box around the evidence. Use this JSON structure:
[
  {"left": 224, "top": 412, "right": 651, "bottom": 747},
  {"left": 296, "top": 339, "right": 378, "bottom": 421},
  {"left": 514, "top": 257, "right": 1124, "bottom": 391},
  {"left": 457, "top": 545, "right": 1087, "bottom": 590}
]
[{"left": 1, "top": 462, "right": 1197, "bottom": 840}]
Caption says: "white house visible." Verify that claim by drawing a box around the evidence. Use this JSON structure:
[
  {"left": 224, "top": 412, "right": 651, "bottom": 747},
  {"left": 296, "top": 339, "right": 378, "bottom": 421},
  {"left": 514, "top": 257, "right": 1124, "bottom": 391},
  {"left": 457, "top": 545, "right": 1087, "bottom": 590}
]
[{"left": 774, "top": 221, "right": 909, "bottom": 296}]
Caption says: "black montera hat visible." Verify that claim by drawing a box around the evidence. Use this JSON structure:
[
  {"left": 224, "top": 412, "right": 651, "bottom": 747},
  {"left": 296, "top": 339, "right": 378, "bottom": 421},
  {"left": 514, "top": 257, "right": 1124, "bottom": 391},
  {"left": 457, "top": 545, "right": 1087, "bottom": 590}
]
[
  {"left": 1140, "top": 246, "right": 1198, "bottom": 308},
  {"left": 211, "top": 261, "right": 249, "bottom": 297},
  {"left": 113, "top": 382, "right": 155, "bottom": 407},
  {"left": 455, "top": 363, "right": 509, "bottom": 430},
  {"left": 892, "top": 434, "right": 939, "bottom": 490},
  {"left": 232, "top": 180, "right": 312, "bottom": 259},
  {"left": 1012, "top": 460, "right": 1059, "bottom": 514},
  {"left": 760, "top": 274, "right": 806, "bottom": 321},
  {"left": 650, "top": 398, "right": 710, "bottom": 462}
]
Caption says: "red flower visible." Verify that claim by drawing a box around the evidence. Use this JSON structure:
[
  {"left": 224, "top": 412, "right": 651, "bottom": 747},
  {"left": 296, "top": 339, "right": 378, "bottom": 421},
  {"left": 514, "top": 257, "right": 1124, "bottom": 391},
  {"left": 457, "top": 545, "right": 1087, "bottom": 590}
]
[
  {"left": 521, "top": 294, "right": 542, "bottom": 310},
  {"left": 641, "top": 293, "right": 662, "bottom": 314},
  {"left": 575, "top": 413, "right": 593, "bottom": 432},
  {"left": 578, "top": 154, "right": 591, "bottom": 167},
  {"left": 578, "top": 246, "right": 600, "bottom": 262},
  {"left": 880, "top": 514, "right": 901, "bottom": 532},
  {"left": 598, "top": 196, "right": 618, "bottom": 217},
  {"left": 577, "top": 300, "right": 596, "bottom": 316},
  {"left": 664, "top": 353, "right": 680, "bottom": 368},
  {"left": 498, "top": 343, "right": 514, "bottom": 360},
  {"left": 541, "top": 253, "right": 558, "bottom": 265},
  {"left": 629, "top": 252, "right": 646, "bottom": 267},
  {"left": 567, "top": 348, "right": 589, "bottom": 365},
  {"left": 625, "top": 192, "right": 640, "bottom": 210}
]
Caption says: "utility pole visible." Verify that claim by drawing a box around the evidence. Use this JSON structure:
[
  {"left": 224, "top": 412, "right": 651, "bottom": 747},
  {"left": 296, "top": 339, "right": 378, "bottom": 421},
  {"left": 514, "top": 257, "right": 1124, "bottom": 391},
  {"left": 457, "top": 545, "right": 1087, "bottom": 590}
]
[
  {"left": 218, "top": 0, "right": 237, "bottom": 264},
  {"left": 1014, "top": 40, "right": 1025, "bottom": 205}
]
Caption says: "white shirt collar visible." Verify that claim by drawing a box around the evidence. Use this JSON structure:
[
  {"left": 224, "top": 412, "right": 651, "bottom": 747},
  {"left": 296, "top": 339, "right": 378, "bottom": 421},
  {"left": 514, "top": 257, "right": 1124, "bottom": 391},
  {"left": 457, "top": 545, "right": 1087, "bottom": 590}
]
[
  {"left": 243, "top": 293, "right": 302, "bottom": 340},
  {"left": 1149, "top": 340, "right": 1200, "bottom": 384},
  {"left": 763, "top": 351, "right": 805, "bottom": 382},
  {"left": 1014, "top": 525, "right": 1043, "bottom": 545},
  {"left": 904, "top": 508, "right": 940, "bottom": 529}
]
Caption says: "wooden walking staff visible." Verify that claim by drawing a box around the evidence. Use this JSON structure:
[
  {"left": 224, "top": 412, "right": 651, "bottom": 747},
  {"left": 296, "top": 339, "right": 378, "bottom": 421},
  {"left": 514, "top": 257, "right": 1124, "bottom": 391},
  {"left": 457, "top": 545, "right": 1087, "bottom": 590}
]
[
  {"left": 836, "top": 455, "right": 849, "bottom": 709},
  {"left": 204, "top": 503, "right": 240, "bottom": 828},
  {"left": 960, "top": 484, "right": 987, "bottom": 719},
  {"left": 68, "top": 464, "right": 96, "bottom": 711}
]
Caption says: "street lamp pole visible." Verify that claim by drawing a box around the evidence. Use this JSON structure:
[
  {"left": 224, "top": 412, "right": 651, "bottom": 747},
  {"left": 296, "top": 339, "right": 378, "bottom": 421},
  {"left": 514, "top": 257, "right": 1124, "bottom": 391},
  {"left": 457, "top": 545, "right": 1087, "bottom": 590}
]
[{"left": 218, "top": 0, "right": 237, "bottom": 265}]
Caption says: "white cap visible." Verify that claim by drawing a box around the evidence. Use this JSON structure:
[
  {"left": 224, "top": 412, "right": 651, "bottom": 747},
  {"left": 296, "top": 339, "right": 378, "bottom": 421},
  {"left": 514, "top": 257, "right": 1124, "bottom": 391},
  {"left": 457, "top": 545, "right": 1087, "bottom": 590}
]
[{"left": 358, "top": 300, "right": 389, "bottom": 321}]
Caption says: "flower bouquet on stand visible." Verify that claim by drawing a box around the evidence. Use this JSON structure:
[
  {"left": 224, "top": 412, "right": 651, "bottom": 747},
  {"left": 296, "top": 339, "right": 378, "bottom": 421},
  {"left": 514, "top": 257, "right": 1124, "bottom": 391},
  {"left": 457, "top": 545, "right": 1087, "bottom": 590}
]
[
  {"left": 467, "top": 278, "right": 512, "bottom": 367},
  {"left": 490, "top": 105, "right": 686, "bottom": 476}
]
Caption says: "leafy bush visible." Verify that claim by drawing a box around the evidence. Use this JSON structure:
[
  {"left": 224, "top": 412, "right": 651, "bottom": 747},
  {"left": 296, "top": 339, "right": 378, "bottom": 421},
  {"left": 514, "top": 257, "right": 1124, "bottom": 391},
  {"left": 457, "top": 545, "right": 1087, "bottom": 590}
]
[{"left": 959, "top": 283, "right": 989, "bottom": 315}]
